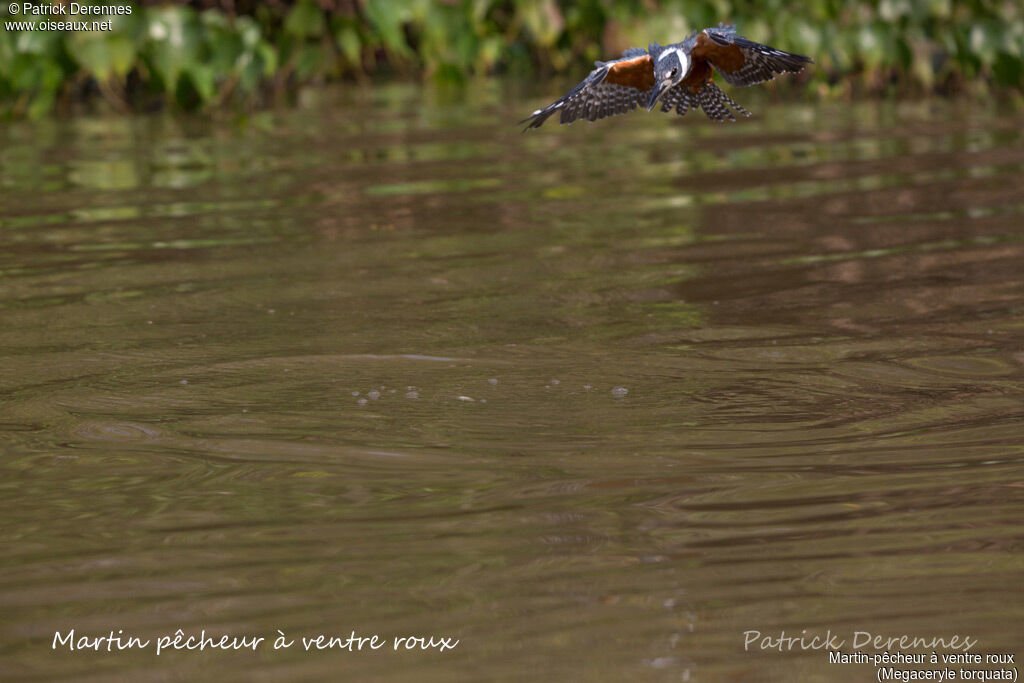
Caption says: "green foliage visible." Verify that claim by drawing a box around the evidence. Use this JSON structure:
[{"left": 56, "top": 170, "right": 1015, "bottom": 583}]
[{"left": 0, "top": 0, "right": 1021, "bottom": 116}]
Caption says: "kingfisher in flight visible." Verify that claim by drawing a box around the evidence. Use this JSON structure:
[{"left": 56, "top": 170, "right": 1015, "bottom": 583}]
[{"left": 522, "top": 24, "right": 811, "bottom": 129}]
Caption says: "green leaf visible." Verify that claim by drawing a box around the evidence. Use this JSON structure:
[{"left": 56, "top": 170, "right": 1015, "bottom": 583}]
[
  {"left": 144, "top": 6, "right": 203, "bottom": 93},
  {"left": 857, "top": 24, "right": 886, "bottom": 69},
  {"left": 9, "top": 53, "right": 63, "bottom": 92},
  {"left": 294, "top": 42, "right": 324, "bottom": 80},
  {"left": 204, "top": 26, "right": 244, "bottom": 74},
  {"left": 186, "top": 63, "right": 216, "bottom": 102},
  {"left": 68, "top": 33, "right": 137, "bottom": 81},
  {"left": 235, "top": 15, "right": 263, "bottom": 49},
  {"left": 235, "top": 53, "right": 260, "bottom": 92},
  {"left": 27, "top": 88, "right": 58, "bottom": 118},
  {"left": 364, "top": 0, "right": 414, "bottom": 58},
  {"left": 284, "top": 1, "right": 326, "bottom": 40},
  {"left": 334, "top": 23, "right": 362, "bottom": 66},
  {"left": 518, "top": 0, "right": 564, "bottom": 48},
  {"left": 258, "top": 43, "right": 278, "bottom": 77}
]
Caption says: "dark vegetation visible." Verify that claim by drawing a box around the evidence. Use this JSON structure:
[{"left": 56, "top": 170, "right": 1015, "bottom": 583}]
[{"left": 1, "top": 0, "right": 1021, "bottom": 116}]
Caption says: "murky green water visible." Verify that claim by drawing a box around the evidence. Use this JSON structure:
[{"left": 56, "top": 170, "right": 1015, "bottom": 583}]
[{"left": 2, "top": 87, "right": 1023, "bottom": 681}]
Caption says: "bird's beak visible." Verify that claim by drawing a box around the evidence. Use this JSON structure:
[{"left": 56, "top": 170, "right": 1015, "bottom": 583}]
[{"left": 646, "top": 79, "right": 671, "bottom": 111}]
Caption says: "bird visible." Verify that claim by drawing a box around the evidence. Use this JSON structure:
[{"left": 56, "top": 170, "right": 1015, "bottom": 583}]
[{"left": 521, "top": 24, "right": 811, "bottom": 129}]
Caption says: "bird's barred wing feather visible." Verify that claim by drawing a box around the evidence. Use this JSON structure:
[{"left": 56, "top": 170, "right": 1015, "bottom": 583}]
[
  {"left": 694, "top": 25, "right": 812, "bottom": 87},
  {"left": 557, "top": 83, "right": 649, "bottom": 124},
  {"left": 521, "top": 51, "right": 653, "bottom": 129}
]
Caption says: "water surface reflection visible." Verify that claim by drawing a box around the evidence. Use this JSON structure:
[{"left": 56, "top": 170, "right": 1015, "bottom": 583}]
[{"left": 1, "top": 89, "right": 1022, "bottom": 681}]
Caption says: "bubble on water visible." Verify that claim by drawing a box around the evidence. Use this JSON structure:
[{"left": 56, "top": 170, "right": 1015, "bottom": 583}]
[
  {"left": 357, "top": 398, "right": 367, "bottom": 405},
  {"left": 551, "top": 379, "right": 560, "bottom": 385},
  {"left": 611, "top": 386, "right": 628, "bottom": 397},
  {"left": 352, "top": 391, "right": 360, "bottom": 396},
  {"left": 368, "top": 390, "right": 381, "bottom": 400},
  {"left": 179, "top": 379, "right": 188, "bottom": 385},
  {"left": 146, "top": 320, "right": 153, "bottom": 325},
  {"left": 488, "top": 378, "right": 498, "bottom": 385},
  {"left": 457, "top": 396, "right": 475, "bottom": 402},
  {"left": 405, "top": 391, "right": 419, "bottom": 399},
  {"left": 241, "top": 408, "right": 248, "bottom": 413}
]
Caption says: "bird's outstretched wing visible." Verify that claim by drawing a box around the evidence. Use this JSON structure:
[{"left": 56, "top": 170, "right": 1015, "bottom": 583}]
[
  {"left": 521, "top": 49, "right": 654, "bottom": 130},
  {"left": 692, "top": 25, "right": 812, "bottom": 87}
]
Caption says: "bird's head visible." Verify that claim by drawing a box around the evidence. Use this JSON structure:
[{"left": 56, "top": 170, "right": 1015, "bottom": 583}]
[{"left": 647, "top": 45, "right": 690, "bottom": 111}]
